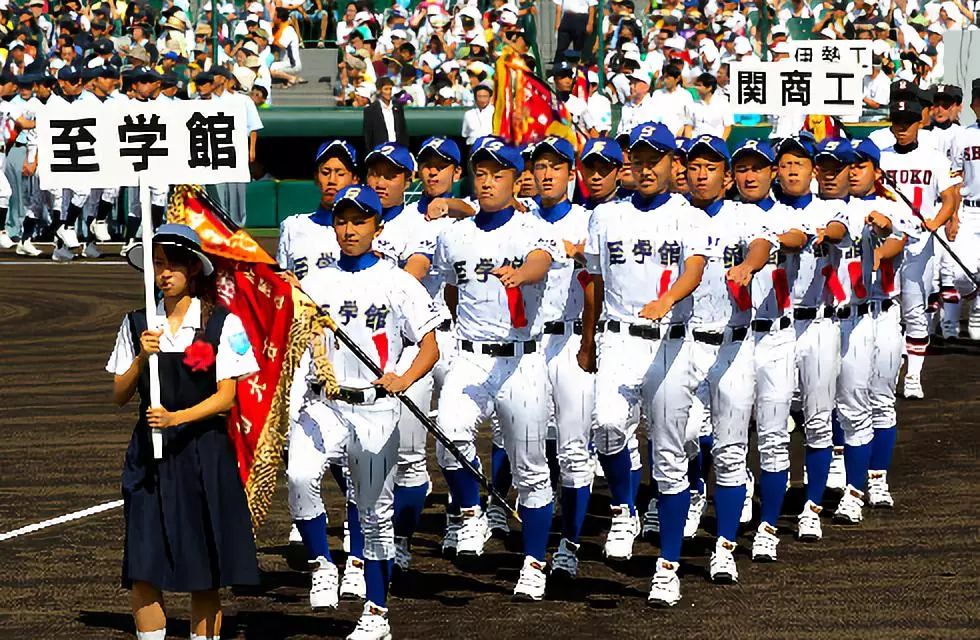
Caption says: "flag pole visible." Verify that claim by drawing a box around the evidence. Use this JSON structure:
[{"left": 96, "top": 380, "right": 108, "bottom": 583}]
[{"left": 140, "top": 178, "right": 164, "bottom": 460}]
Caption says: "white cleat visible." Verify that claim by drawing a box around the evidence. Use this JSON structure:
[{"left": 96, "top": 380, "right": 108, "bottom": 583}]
[
  {"left": 603, "top": 504, "right": 639, "bottom": 560},
  {"left": 550, "top": 538, "right": 580, "bottom": 579},
  {"left": 82, "top": 241, "right": 101, "bottom": 258},
  {"left": 827, "top": 448, "right": 847, "bottom": 492},
  {"left": 796, "top": 500, "right": 824, "bottom": 542},
  {"left": 867, "top": 471, "right": 895, "bottom": 508},
  {"left": 709, "top": 537, "right": 739, "bottom": 584},
  {"left": 393, "top": 536, "right": 411, "bottom": 572},
  {"left": 684, "top": 490, "right": 706, "bottom": 539},
  {"left": 442, "top": 513, "right": 461, "bottom": 556},
  {"left": 647, "top": 559, "right": 681, "bottom": 607},
  {"left": 751, "top": 522, "right": 780, "bottom": 562},
  {"left": 834, "top": 486, "right": 865, "bottom": 525},
  {"left": 346, "top": 601, "right": 392, "bottom": 640},
  {"left": 902, "top": 374, "right": 924, "bottom": 400},
  {"left": 288, "top": 523, "right": 303, "bottom": 544},
  {"left": 51, "top": 246, "right": 74, "bottom": 262},
  {"left": 339, "top": 556, "right": 366, "bottom": 600},
  {"left": 309, "top": 556, "right": 339, "bottom": 609},
  {"left": 512, "top": 555, "right": 547, "bottom": 601},
  {"left": 486, "top": 502, "right": 511, "bottom": 537},
  {"left": 0, "top": 230, "right": 14, "bottom": 249},
  {"left": 642, "top": 498, "right": 660, "bottom": 536},
  {"left": 120, "top": 238, "right": 138, "bottom": 256},
  {"left": 741, "top": 473, "right": 755, "bottom": 524},
  {"left": 16, "top": 239, "right": 42, "bottom": 257},
  {"left": 343, "top": 519, "right": 351, "bottom": 554},
  {"left": 91, "top": 220, "right": 111, "bottom": 242},
  {"left": 455, "top": 507, "right": 491, "bottom": 557},
  {"left": 56, "top": 224, "right": 80, "bottom": 249}
]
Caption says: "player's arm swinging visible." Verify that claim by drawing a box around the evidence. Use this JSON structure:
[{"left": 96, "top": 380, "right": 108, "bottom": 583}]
[
  {"left": 578, "top": 274, "right": 602, "bottom": 372},
  {"left": 373, "top": 330, "right": 439, "bottom": 394},
  {"left": 492, "top": 248, "right": 553, "bottom": 287},
  {"left": 726, "top": 238, "right": 774, "bottom": 287},
  {"left": 403, "top": 254, "right": 431, "bottom": 282},
  {"left": 924, "top": 184, "right": 959, "bottom": 232},
  {"left": 639, "top": 255, "right": 707, "bottom": 321},
  {"left": 873, "top": 234, "right": 907, "bottom": 271},
  {"left": 777, "top": 228, "right": 808, "bottom": 252},
  {"left": 818, "top": 220, "right": 849, "bottom": 245}
]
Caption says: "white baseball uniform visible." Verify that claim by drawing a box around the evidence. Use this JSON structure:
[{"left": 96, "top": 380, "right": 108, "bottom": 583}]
[
  {"left": 947, "top": 126, "right": 980, "bottom": 338},
  {"left": 276, "top": 210, "right": 341, "bottom": 280}
]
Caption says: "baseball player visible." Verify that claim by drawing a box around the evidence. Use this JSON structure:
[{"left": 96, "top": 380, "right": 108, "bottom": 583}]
[
  {"left": 299, "top": 184, "right": 440, "bottom": 640},
  {"left": 433, "top": 136, "right": 559, "bottom": 601},
  {"left": 5, "top": 74, "right": 41, "bottom": 257},
  {"left": 730, "top": 139, "right": 808, "bottom": 551},
  {"left": 583, "top": 122, "right": 709, "bottom": 606},
  {"left": 877, "top": 99, "right": 960, "bottom": 399},
  {"left": 0, "top": 72, "right": 16, "bottom": 253},
  {"left": 868, "top": 81, "right": 939, "bottom": 152}
]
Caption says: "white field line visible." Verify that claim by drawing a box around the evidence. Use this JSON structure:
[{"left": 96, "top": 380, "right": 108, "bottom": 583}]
[{"left": 0, "top": 500, "right": 124, "bottom": 542}]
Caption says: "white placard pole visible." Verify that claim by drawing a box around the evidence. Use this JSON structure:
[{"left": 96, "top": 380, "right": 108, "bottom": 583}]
[{"left": 139, "top": 179, "right": 164, "bottom": 460}]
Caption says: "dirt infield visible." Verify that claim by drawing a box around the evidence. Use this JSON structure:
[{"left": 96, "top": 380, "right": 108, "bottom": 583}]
[{"left": 1, "top": 255, "right": 978, "bottom": 639}]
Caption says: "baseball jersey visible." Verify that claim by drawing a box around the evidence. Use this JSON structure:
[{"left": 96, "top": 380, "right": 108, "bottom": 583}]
[
  {"left": 960, "top": 125, "right": 980, "bottom": 216},
  {"left": 928, "top": 123, "right": 965, "bottom": 174},
  {"left": 534, "top": 200, "right": 591, "bottom": 324},
  {"left": 878, "top": 143, "right": 960, "bottom": 255},
  {"left": 690, "top": 199, "right": 779, "bottom": 330},
  {"left": 585, "top": 192, "right": 710, "bottom": 325},
  {"left": 301, "top": 255, "right": 441, "bottom": 386},
  {"left": 864, "top": 195, "right": 914, "bottom": 301},
  {"left": 828, "top": 196, "right": 889, "bottom": 306},
  {"left": 868, "top": 126, "right": 939, "bottom": 153},
  {"left": 744, "top": 197, "right": 804, "bottom": 321},
  {"left": 779, "top": 194, "right": 841, "bottom": 308},
  {"left": 433, "top": 207, "right": 561, "bottom": 342},
  {"left": 276, "top": 209, "right": 341, "bottom": 280}
]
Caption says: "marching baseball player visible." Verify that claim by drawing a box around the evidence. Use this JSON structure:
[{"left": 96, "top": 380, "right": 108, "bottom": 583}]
[
  {"left": 867, "top": 81, "right": 939, "bottom": 152},
  {"left": 433, "top": 136, "right": 559, "bottom": 601},
  {"left": 877, "top": 99, "right": 961, "bottom": 398},
  {"left": 582, "top": 122, "right": 709, "bottom": 606},
  {"left": 299, "top": 184, "right": 440, "bottom": 639},
  {"left": 8, "top": 74, "right": 43, "bottom": 258},
  {"left": 0, "top": 72, "right": 17, "bottom": 253}
]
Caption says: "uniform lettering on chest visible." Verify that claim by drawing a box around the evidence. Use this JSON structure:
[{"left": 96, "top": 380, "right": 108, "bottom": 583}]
[
  {"left": 454, "top": 256, "right": 524, "bottom": 283},
  {"left": 811, "top": 241, "right": 830, "bottom": 258},
  {"left": 293, "top": 252, "right": 335, "bottom": 280},
  {"left": 339, "top": 300, "right": 358, "bottom": 324},
  {"left": 963, "top": 146, "right": 980, "bottom": 162},
  {"left": 842, "top": 236, "right": 864, "bottom": 259},
  {"left": 723, "top": 244, "right": 743, "bottom": 269},
  {"left": 364, "top": 304, "right": 389, "bottom": 331},
  {"left": 883, "top": 168, "right": 933, "bottom": 185},
  {"left": 766, "top": 250, "right": 787, "bottom": 266},
  {"left": 658, "top": 241, "right": 682, "bottom": 266}
]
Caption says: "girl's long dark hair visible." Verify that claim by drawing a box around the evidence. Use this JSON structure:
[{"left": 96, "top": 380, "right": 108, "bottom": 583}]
[{"left": 160, "top": 244, "right": 217, "bottom": 339}]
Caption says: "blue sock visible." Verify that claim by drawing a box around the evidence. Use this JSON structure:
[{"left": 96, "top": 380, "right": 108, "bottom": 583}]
[
  {"left": 870, "top": 426, "right": 897, "bottom": 471},
  {"left": 598, "top": 448, "right": 635, "bottom": 514},
  {"left": 759, "top": 469, "right": 789, "bottom": 526},
  {"left": 491, "top": 445, "right": 512, "bottom": 502},
  {"left": 443, "top": 458, "right": 481, "bottom": 509},
  {"left": 364, "top": 558, "right": 393, "bottom": 607},
  {"left": 519, "top": 502, "right": 554, "bottom": 562},
  {"left": 714, "top": 484, "right": 746, "bottom": 542},
  {"left": 393, "top": 482, "right": 429, "bottom": 540},
  {"left": 294, "top": 513, "right": 330, "bottom": 561},
  {"left": 439, "top": 467, "right": 460, "bottom": 516},
  {"left": 560, "top": 485, "right": 590, "bottom": 543},
  {"left": 631, "top": 467, "right": 642, "bottom": 504},
  {"left": 329, "top": 463, "right": 347, "bottom": 493},
  {"left": 844, "top": 443, "right": 872, "bottom": 492},
  {"left": 657, "top": 490, "right": 690, "bottom": 562},
  {"left": 832, "top": 410, "right": 844, "bottom": 447},
  {"left": 347, "top": 501, "right": 364, "bottom": 559},
  {"left": 687, "top": 451, "right": 705, "bottom": 494},
  {"left": 790, "top": 409, "right": 805, "bottom": 431},
  {"left": 805, "top": 446, "right": 832, "bottom": 505},
  {"left": 546, "top": 439, "right": 560, "bottom": 490}
]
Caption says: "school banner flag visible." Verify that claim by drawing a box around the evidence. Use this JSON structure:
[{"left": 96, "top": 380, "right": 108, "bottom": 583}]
[
  {"left": 493, "top": 48, "right": 577, "bottom": 149},
  {"left": 168, "top": 185, "right": 336, "bottom": 529}
]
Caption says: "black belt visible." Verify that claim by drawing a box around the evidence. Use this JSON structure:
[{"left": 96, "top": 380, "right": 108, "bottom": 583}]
[
  {"left": 600, "top": 320, "right": 686, "bottom": 340},
  {"left": 460, "top": 339, "right": 536, "bottom": 357},
  {"left": 836, "top": 302, "right": 870, "bottom": 319},
  {"left": 692, "top": 326, "right": 748, "bottom": 345},
  {"left": 752, "top": 316, "right": 792, "bottom": 332},
  {"left": 543, "top": 320, "right": 583, "bottom": 335},
  {"left": 794, "top": 306, "right": 835, "bottom": 321},
  {"left": 336, "top": 386, "right": 389, "bottom": 404},
  {"left": 13, "top": 142, "right": 25, "bottom": 147},
  {"left": 871, "top": 299, "right": 896, "bottom": 313},
  {"left": 437, "top": 319, "right": 452, "bottom": 332},
  {"left": 964, "top": 199, "right": 980, "bottom": 208}
]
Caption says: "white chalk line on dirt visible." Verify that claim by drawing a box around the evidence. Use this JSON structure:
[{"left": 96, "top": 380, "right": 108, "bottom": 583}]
[{"left": 0, "top": 500, "right": 123, "bottom": 542}]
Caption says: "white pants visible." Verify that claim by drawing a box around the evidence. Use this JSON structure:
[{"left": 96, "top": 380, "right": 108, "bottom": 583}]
[
  {"left": 593, "top": 332, "right": 698, "bottom": 496},
  {"left": 288, "top": 399, "right": 400, "bottom": 561},
  {"left": 794, "top": 317, "right": 841, "bottom": 450},
  {"left": 900, "top": 242, "right": 936, "bottom": 342},
  {"left": 287, "top": 401, "right": 352, "bottom": 520},
  {"left": 27, "top": 188, "right": 62, "bottom": 222},
  {"left": 394, "top": 345, "right": 432, "bottom": 489},
  {"left": 544, "top": 329, "right": 596, "bottom": 489},
  {"left": 754, "top": 325, "right": 796, "bottom": 472},
  {"left": 870, "top": 301, "right": 903, "bottom": 430},
  {"left": 836, "top": 311, "right": 875, "bottom": 447},
  {"left": 687, "top": 334, "right": 755, "bottom": 487},
  {"left": 438, "top": 347, "right": 552, "bottom": 509},
  {"left": 0, "top": 154, "right": 11, "bottom": 209},
  {"left": 432, "top": 326, "right": 456, "bottom": 397},
  {"left": 942, "top": 215, "right": 980, "bottom": 336}
]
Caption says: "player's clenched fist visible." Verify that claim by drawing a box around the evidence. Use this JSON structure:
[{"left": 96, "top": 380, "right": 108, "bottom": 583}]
[
  {"left": 372, "top": 372, "right": 412, "bottom": 394},
  {"left": 865, "top": 211, "right": 892, "bottom": 235},
  {"left": 576, "top": 339, "right": 596, "bottom": 373},
  {"left": 639, "top": 295, "right": 674, "bottom": 321},
  {"left": 492, "top": 264, "right": 525, "bottom": 288},
  {"left": 726, "top": 263, "right": 755, "bottom": 287}
]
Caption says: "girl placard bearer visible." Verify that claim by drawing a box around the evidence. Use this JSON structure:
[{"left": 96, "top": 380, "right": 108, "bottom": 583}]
[{"left": 106, "top": 224, "right": 260, "bottom": 640}]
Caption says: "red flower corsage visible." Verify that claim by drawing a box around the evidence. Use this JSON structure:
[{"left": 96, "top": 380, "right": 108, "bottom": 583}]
[{"left": 183, "top": 340, "right": 216, "bottom": 372}]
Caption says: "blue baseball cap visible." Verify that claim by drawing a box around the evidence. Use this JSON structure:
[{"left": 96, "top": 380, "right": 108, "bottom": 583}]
[
  {"left": 685, "top": 134, "right": 731, "bottom": 164},
  {"left": 581, "top": 137, "right": 624, "bottom": 166},
  {"left": 418, "top": 136, "right": 461, "bottom": 165},
  {"left": 314, "top": 139, "right": 358, "bottom": 169},
  {"left": 520, "top": 142, "right": 536, "bottom": 160},
  {"left": 853, "top": 138, "right": 881, "bottom": 167},
  {"left": 470, "top": 136, "right": 524, "bottom": 172},
  {"left": 366, "top": 142, "right": 418, "bottom": 173},
  {"left": 815, "top": 137, "right": 857, "bottom": 164},
  {"left": 628, "top": 122, "right": 675, "bottom": 153},
  {"left": 675, "top": 136, "right": 690, "bottom": 156},
  {"left": 776, "top": 134, "right": 816, "bottom": 159},
  {"left": 732, "top": 138, "right": 776, "bottom": 164},
  {"left": 56, "top": 66, "right": 80, "bottom": 82},
  {"left": 531, "top": 135, "right": 575, "bottom": 164},
  {"left": 333, "top": 185, "right": 383, "bottom": 217}
]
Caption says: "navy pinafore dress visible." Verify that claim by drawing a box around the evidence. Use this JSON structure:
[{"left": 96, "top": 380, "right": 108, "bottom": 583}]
[{"left": 121, "top": 306, "right": 259, "bottom": 592}]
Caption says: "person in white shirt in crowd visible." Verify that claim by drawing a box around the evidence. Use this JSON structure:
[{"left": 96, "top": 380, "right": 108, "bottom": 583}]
[
  {"left": 688, "top": 73, "right": 733, "bottom": 139},
  {"left": 616, "top": 67, "right": 658, "bottom": 138},
  {"left": 461, "top": 82, "right": 495, "bottom": 146},
  {"left": 733, "top": 36, "right": 759, "bottom": 63},
  {"left": 652, "top": 64, "right": 694, "bottom": 137},
  {"left": 269, "top": 7, "right": 305, "bottom": 87},
  {"left": 771, "top": 41, "right": 791, "bottom": 61},
  {"left": 235, "top": 2, "right": 273, "bottom": 39},
  {"left": 863, "top": 55, "right": 891, "bottom": 114},
  {"left": 552, "top": 59, "right": 595, "bottom": 136},
  {"left": 587, "top": 70, "right": 613, "bottom": 136}
]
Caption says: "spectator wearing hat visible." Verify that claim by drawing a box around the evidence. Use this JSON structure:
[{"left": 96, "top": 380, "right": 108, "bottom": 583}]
[
  {"left": 270, "top": 7, "right": 305, "bottom": 87},
  {"left": 159, "top": 13, "right": 189, "bottom": 60},
  {"left": 616, "top": 66, "right": 657, "bottom": 137},
  {"left": 234, "top": 3, "right": 272, "bottom": 40},
  {"left": 554, "top": 0, "right": 597, "bottom": 64},
  {"left": 26, "top": 0, "right": 52, "bottom": 51},
  {"left": 363, "top": 76, "right": 408, "bottom": 152},
  {"left": 461, "top": 81, "right": 494, "bottom": 145}
]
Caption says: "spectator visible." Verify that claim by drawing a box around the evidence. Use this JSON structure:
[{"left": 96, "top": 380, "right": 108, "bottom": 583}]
[
  {"left": 688, "top": 73, "right": 733, "bottom": 139},
  {"left": 363, "top": 76, "right": 408, "bottom": 151},
  {"left": 863, "top": 54, "right": 891, "bottom": 113},
  {"left": 554, "top": 0, "right": 597, "bottom": 63},
  {"left": 616, "top": 67, "right": 657, "bottom": 138},
  {"left": 398, "top": 64, "right": 426, "bottom": 107},
  {"left": 587, "top": 70, "right": 612, "bottom": 136},
  {"left": 270, "top": 7, "right": 305, "bottom": 87},
  {"left": 461, "top": 81, "right": 494, "bottom": 145},
  {"left": 652, "top": 64, "right": 693, "bottom": 137}
]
